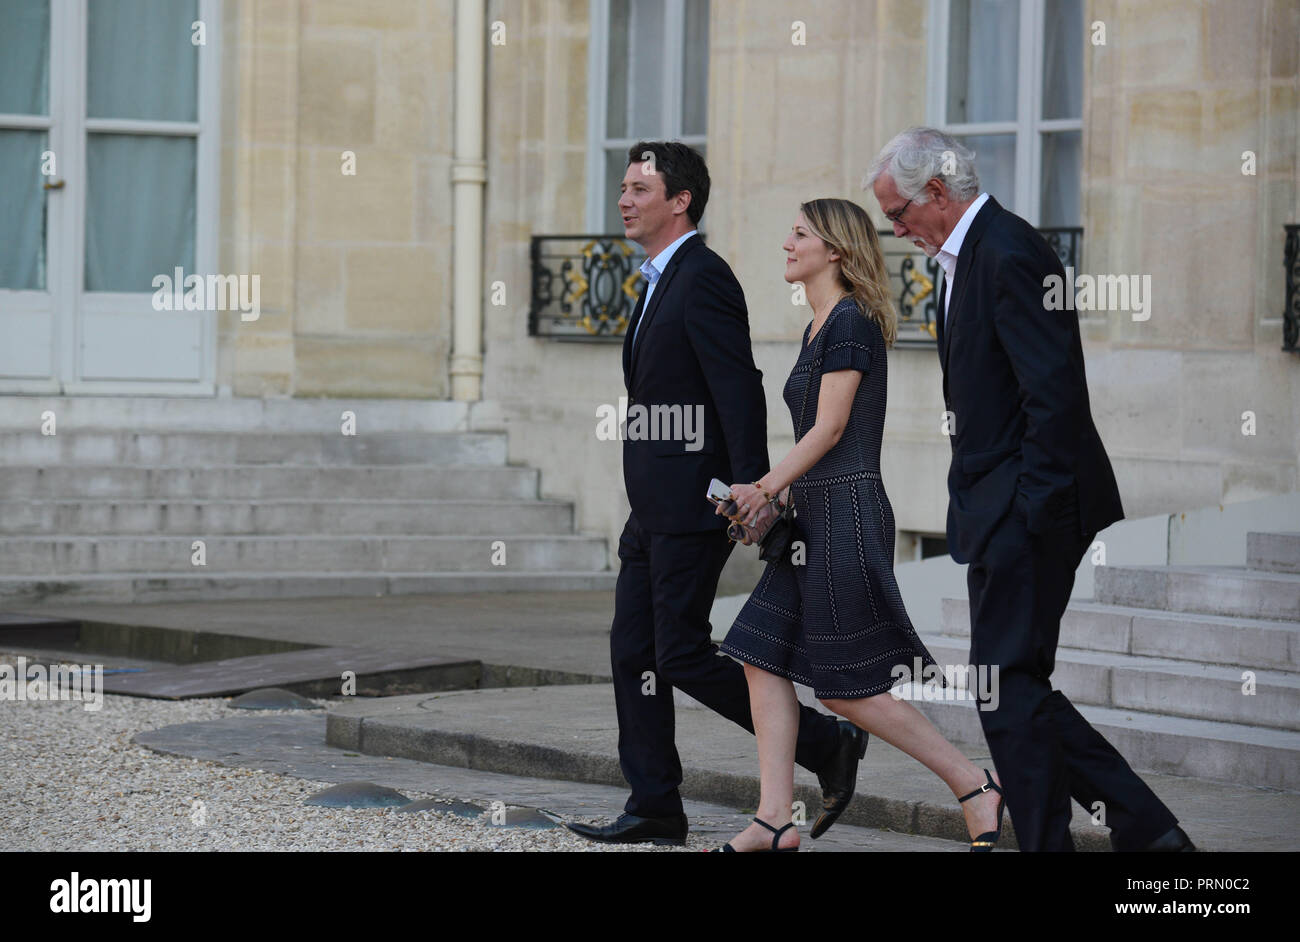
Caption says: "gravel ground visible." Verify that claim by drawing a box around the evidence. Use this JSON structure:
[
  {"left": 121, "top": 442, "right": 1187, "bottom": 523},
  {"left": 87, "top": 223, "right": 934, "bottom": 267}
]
[{"left": 0, "top": 652, "right": 679, "bottom": 852}]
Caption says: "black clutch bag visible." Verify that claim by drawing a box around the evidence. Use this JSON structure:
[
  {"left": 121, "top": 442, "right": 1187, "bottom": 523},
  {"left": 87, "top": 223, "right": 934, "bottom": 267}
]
[
  {"left": 756, "top": 503, "right": 796, "bottom": 562},
  {"left": 712, "top": 478, "right": 796, "bottom": 562}
]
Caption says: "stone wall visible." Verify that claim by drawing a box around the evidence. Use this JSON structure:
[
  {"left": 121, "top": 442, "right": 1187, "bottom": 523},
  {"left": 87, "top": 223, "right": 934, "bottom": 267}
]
[
  {"left": 705, "top": 0, "right": 945, "bottom": 553},
  {"left": 210, "top": 0, "right": 1299, "bottom": 577},
  {"left": 479, "top": 0, "right": 1300, "bottom": 575},
  {"left": 218, "top": 0, "right": 456, "bottom": 399},
  {"left": 478, "top": 0, "right": 948, "bottom": 584},
  {"left": 480, "top": 0, "right": 637, "bottom": 576},
  {"left": 1081, "top": 0, "right": 1300, "bottom": 512}
]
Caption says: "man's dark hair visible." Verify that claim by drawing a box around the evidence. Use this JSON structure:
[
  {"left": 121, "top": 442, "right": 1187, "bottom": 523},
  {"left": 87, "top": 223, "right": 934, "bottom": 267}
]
[{"left": 626, "top": 141, "right": 710, "bottom": 226}]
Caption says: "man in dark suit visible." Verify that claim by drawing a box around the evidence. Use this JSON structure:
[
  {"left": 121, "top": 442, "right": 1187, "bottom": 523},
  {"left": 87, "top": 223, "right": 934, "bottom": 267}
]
[
  {"left": 567, "top": 141, "right": 866, "bottom": 846},
  {"left": 868, "top": 126, "right": 1193, "bottom": 852}
]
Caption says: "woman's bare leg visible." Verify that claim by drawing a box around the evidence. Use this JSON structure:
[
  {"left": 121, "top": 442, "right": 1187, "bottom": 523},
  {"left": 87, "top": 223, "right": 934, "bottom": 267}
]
[
  {"left": 820, "top": 692, "right": 1002, "bottom": 840},
  {"left": 722, "top": 663, "right": 801, "bottom": 851}
]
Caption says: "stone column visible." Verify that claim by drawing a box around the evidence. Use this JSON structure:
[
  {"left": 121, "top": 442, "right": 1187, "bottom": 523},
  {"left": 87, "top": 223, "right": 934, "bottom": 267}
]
[{"left": 450, "top": 0, "right": 486, "bottom": 401}]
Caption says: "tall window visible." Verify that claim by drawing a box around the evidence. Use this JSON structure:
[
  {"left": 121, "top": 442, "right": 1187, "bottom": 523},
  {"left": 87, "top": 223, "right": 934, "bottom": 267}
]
[
  {"left": 587, "top": 0, "right": 710, "bottom": 232},
  {"left": 84, "top": 0, "right": 201, "bottom": 292},
  {"left": 0, "top": 0, "right": 220, "bottom": 393},
  {"left": 0, "top": 2, "right": 52, "bottom": 293},
  {"left": 928, "top": 0, "right": 1083, "bottom": 226}
]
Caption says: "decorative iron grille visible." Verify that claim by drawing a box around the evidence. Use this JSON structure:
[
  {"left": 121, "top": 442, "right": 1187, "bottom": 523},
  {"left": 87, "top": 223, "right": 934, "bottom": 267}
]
[
  {"left": 529, "top": 227, "right": 1082, "bottom": 346},
  {"left": 877, "top": 230, "right": 943, "bottom": 346},
  {"left": 1040, "top": 226, "right": 1084, "bottom": 274},
  {"left": 529, "top": 235, "right": 646, "bottom": 342},
  {"left": 874, "top": 226, "right": 1082, "bottom": 347}
]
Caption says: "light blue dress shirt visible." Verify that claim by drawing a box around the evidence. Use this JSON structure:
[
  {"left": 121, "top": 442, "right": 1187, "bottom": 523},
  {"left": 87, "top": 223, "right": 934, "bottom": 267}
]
[{"left": 631, "top": 229, "right": 697, "bottom": 352}]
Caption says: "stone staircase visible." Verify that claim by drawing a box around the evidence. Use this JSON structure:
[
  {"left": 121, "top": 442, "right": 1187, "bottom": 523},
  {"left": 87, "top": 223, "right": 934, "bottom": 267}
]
[
  {"left": 915, "top": 531, "right": 1300, "bottom": 792},
  {"left": 0, "top": 399, "right": 614, "bottom": 604}
]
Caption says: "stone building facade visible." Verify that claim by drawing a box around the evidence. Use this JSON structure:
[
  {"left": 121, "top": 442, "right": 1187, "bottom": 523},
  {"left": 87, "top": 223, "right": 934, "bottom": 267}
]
[{"left": 2, "top": 0, "right": 1296, "bottom": 583}]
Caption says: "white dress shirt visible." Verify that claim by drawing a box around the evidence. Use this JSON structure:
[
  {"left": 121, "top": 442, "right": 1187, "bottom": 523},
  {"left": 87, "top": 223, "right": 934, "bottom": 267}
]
[
  {"left": 632, "top": 229, "right": 697, "bottom": 351},
  {"left": 935, "top": 192, "right": 989, "bottom": 330}
]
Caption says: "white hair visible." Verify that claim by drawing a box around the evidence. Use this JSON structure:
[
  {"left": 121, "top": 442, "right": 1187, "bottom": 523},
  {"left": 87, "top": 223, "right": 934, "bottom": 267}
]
[{"left": 864, "top": 126, "right": 980, "bottom": 204}]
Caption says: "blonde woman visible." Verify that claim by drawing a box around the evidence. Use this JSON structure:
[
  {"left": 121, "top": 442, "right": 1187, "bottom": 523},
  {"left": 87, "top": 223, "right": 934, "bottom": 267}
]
[{"left": 714, "top": 199, "right": 1005, "bottom": 852}]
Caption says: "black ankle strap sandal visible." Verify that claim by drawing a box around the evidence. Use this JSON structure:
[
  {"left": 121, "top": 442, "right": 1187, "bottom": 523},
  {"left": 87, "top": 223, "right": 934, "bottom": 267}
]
[
  {"left": 958, "top": 768, "right": 1006, "bottom": 852},
  {"left": 715, "top": 816, "right": 799, "bottom": 853}
]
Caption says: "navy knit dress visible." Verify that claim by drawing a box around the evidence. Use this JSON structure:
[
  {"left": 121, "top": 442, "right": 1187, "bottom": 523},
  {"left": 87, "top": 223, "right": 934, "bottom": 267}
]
[{"left": 720, "top": 297, "right": 939, "bottom": 699}]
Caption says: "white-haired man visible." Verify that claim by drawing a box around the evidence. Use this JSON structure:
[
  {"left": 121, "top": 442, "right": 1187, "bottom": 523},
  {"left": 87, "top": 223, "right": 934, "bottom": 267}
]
[{"left": 867, "top": 126, "right": 1193, "bottom": 852}]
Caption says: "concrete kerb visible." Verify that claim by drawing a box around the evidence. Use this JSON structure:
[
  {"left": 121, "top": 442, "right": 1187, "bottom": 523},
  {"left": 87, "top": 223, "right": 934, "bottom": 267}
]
[{"left": 327, "top": 708, "right": 1116, "bottom": 851}]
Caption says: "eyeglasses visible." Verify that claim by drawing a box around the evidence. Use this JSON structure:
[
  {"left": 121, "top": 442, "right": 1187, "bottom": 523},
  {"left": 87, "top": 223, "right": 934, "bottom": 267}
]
[{"left": 884, "top": 198, "right": 913, "bottom": 225}]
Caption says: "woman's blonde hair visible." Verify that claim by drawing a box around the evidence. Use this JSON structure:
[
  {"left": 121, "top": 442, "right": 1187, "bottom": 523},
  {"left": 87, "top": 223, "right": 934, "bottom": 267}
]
[{"left": 799, "top": 198, "right": 898, "bottom": 347}]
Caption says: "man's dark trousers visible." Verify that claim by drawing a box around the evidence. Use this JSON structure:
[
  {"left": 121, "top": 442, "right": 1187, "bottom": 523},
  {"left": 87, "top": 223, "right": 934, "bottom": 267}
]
[
  {"left": 968, "top": 491, "right": 1178, "bottom": 851},
  {"left": 611, "top": 512, "right": 839, "bottom": 818}
]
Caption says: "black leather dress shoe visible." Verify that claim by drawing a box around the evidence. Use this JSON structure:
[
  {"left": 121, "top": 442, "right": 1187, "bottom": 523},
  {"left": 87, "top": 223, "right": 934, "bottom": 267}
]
[
  {"left": 810, "top": 720, "right": 868, "bottom": 839},
  {"left": 1114, "top": 824, "right": 1197, "bottom": 852},
  {"left": 565, "top": 812, "right": 688, "bottom": 845}
]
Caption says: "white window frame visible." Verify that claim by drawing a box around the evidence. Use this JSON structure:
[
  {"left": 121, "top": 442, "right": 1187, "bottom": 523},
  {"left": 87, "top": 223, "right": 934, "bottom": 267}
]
[
  {"left": 585, "top": 0, "right": 708, "bottom": 232},
  {"left": 0, "top": 1, "right": 73, "bottom": 392},
  {"left": 71, "top": 0, "right": 222, "bottom": 395},
  {"left": 926, "top": 0, "right": 1082, "bottom": 226},
  {"left": 0, "top": 0, "right": 221, "bottom": 395}
]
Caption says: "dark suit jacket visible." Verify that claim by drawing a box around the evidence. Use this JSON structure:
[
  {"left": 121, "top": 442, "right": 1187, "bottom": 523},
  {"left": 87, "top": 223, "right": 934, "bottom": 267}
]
[
  {"left": 937, "top": 197, "right": 1124, "bottom": 563},
  {"left": 621, "top": 234, "right": 769, "bottom": 533}
]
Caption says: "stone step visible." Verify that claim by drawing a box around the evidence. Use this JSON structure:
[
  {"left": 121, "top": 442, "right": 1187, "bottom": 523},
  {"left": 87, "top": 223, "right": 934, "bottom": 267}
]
[
  {"left": 902, "top": 690, "right": 1300, "bottom": 791},
  {"left": 0, "top": 498, "right": 575, "bottom": 536},
  {"left": 334, "top": 684, "right": 1300, "bottom": 850},
  {"left": 1096, "top": 565, "right": 1300, "bottom": 621},
  {"left": 0, "top": 395, "right": 493, "bottom": 433},
  {"left": 0, "top": 571, "right": 618, "bottom": 604},
  {"left": 941, "top": 598, "right": 1300, "bottom": 672},
  {"left": 922, "top": 634, "right": 1300, "bottom": 732},
  {"left": 0, "top": 465, "right": 542, "bottom": 500},
  {"left": 1249, "top": 531, "right": 1300, "bottom": 574},
  {"left": 0, "top": 430, "right": 508, "bottom": 467},
  {"left": 0, "top": 534, "right": 609, "bottom": 574}
]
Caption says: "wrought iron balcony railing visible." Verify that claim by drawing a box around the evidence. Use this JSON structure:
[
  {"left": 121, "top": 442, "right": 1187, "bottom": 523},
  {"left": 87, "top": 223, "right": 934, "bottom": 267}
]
[
  {"left": 529, "top": 227, "right": 1083, "bottom": 345},
  {"left": 529, "top": 234, "right": 645, "bottom": 342},
  {"left": 878, "top": 232, "right": 941, "bottom": 346},
  {"left": 886, "top": 226, "right": 1083, "bottom": 346},
  {"left": 1285, "top": 224, "right": 1299, "bottom": 354}
]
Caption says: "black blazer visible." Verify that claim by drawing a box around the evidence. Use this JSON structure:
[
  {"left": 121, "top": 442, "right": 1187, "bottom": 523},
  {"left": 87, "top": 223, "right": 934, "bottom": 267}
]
[
  {"left": 621, "top": 234, "right": 769, "bottom": 533},
  {"left": 937, "top": 197, "right": 1123, "bottom": 563}
]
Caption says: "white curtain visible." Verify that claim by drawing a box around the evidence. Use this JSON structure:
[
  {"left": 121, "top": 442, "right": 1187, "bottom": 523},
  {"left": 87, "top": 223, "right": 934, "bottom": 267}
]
[
  {"left": 88, "top": 0, "right": 198, "bottom": 121},
  {"left": 0, "top": 131, "right": 48, "bottom": 291},
  {"left": 606, "top": 0, "right": 666, "bottom": 139},
  {"left": 947, "top": 0, "right": 1020, "bottom": 210},
  {"left": 960, "top": 133, "right": 1017, "bottom": 211},
  {"left": 0, "top": 2, "right": 50, "bottom": 291},
  {"left": 1041, "top": 0, "right": 1083, "bottom": 225},
  {"left": 947, "top": 0, "right": 1019, "bottom": 123},
  {"left": 680, "top": 0, "right": 710, "bottom": 136},
  {"left": 1042, "top": 0, "right": 1083, "bottom": 120},
  {"left": 601, "top": 0, "right": 710, "bottom": 232},
  {"left": 0, "top": 1, "right": 49, "bottom": 115},
  {"left": 1040, "top": 130, "right": 1081, "bottom": 226},
  {"left": 85, "top": 135, "right": 196, "bottom": 292},
  {"left": 83, "top": 0, "right": 200, "bottom": 292}
]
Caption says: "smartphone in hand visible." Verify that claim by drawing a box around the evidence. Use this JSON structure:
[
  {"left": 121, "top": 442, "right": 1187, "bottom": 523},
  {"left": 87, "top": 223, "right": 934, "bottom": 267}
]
[
  {"left": 706, "top": 477, "right": 737, "bottom": 515},
  {"left": 707, "top": 478, "right": 753, "bottom": 543}
]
